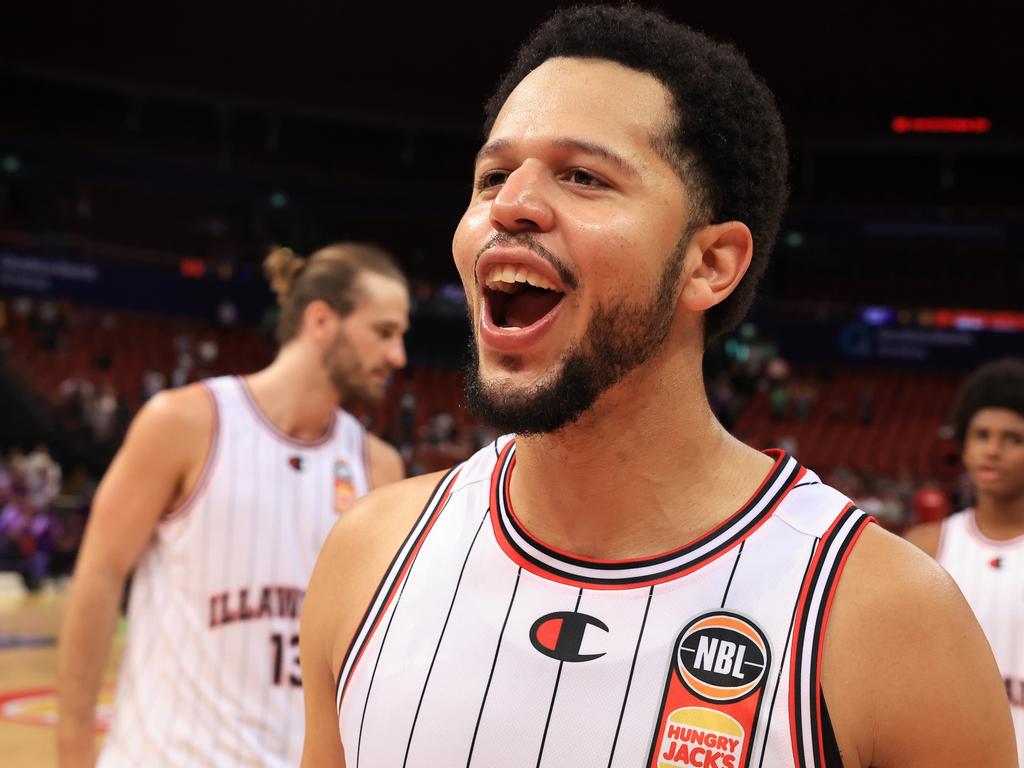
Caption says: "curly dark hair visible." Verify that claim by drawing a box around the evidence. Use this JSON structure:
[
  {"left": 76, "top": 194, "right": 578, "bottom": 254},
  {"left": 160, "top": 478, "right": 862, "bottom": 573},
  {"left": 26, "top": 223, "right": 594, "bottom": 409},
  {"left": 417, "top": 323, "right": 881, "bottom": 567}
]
[
  {"left": 950, "top": 358, "right": 1024, "bottom": 446},
  {"left": 483, "top": 3, "right": 788, "bottom": 343}
]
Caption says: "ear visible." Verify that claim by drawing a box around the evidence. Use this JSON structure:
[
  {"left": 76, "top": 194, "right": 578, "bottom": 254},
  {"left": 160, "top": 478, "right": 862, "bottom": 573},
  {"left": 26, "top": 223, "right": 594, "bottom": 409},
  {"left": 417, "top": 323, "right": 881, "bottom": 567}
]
[
  {"left": 301, "top": 299, "right": 339, "bottom": 345},
  {"left": 680, "top": 221, "right": 754, "bottom": 312}
]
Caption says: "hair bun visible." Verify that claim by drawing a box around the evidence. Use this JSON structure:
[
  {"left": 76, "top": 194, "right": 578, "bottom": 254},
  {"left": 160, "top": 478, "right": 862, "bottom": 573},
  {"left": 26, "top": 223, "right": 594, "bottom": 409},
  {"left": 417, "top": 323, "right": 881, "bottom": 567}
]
[{"left": 263, "top": 246, "right": 307, "bottom": 305}]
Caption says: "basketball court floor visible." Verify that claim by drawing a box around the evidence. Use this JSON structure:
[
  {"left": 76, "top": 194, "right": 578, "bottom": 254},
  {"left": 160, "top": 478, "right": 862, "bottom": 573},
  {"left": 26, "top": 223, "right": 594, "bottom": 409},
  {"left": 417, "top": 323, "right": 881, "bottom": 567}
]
[{"left": 0, "top": 575, "right": 120, "bottom": 766}]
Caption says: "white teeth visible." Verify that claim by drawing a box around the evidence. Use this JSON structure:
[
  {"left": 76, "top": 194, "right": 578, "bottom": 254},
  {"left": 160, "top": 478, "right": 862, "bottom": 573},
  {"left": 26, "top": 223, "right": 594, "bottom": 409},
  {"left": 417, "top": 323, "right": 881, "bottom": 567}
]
[{"left": 483, "top": 264, "right": 558, "bottom": 292}]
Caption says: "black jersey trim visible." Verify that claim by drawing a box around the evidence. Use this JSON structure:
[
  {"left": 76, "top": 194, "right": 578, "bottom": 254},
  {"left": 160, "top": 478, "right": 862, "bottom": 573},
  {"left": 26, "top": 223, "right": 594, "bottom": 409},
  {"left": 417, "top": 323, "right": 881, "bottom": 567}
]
[
  {"left": 790, "top": 506, "right": 873, "bottom": 768},
  {"left": 402, "top": 508, "right": 488, "bottom": 767},
  {"left": 491, "top": 441, "right": 803, "bottom": 587},
  {"left": 335, "top": 466, "right": 461, "bottom": 711}
]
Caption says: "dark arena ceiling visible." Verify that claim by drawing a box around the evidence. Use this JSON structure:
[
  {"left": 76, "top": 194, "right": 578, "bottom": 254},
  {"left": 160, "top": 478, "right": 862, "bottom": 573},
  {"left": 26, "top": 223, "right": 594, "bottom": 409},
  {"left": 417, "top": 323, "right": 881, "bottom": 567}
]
[{"left": 3, "top": 1, "right": 1018, "bottom": 137}]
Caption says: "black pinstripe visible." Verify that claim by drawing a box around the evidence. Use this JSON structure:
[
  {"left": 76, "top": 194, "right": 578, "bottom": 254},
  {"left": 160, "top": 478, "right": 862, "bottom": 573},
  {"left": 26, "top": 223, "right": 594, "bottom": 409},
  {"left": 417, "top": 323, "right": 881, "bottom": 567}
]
[
  {"left": 720, "top": 540, "right": 746, "bottom": 608},
  {"left": 466, "top": 565, "right": 523, "bottom": 768},
  {"left": 357, "top": 564, "right": 414, "bottom": 768},
  {"left": 606, "top": 585, "right": 654, "bottom": 768},
  {"left": 402, "top": 509, "right": 489, "bottom": 767},
  {"left": 535, "top": 588, "right": 584, "bottom": 768}
]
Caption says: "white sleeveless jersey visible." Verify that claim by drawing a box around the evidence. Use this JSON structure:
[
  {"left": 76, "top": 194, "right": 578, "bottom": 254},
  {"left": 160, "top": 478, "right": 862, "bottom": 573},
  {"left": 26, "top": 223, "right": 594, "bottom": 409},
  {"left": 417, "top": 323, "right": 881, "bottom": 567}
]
[
  {"left": 102, "top": 375, "right": 372, "bottom": 768},
  {"left": 937, "top": 509, "right": 1024, "bottom": 765},
  {"left": 336, "top": 437, "right": 872, "bottom": 768}
]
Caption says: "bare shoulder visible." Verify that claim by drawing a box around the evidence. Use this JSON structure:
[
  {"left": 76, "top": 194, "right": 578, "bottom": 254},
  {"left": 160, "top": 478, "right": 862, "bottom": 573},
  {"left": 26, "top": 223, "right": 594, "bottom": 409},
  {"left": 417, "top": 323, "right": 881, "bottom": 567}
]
[
  {"left": 309, "top": 471, "right": 451, "bottom": 670},
  {"left": 901, "top": 520, "right": 943, "bottom": 558},
  {"left": 132, "top": 382, "right": 215, "bottom": 442},
  {"left": 824, "top": 525, "right": 1015, "bottom": 767},
  {"left": 366, "top": 432, "right": 405, "bottom": 488}
]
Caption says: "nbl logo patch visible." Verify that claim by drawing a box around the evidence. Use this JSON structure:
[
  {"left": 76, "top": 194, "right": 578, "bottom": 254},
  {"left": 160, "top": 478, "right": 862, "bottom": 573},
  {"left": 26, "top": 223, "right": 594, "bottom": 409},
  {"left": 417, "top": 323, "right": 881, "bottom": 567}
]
[
  {"left": 648, "top": 611, "right": 771, "bottom": 768},
  {"left": 676, "top": 613, "right": 769, "bottom": 702}
]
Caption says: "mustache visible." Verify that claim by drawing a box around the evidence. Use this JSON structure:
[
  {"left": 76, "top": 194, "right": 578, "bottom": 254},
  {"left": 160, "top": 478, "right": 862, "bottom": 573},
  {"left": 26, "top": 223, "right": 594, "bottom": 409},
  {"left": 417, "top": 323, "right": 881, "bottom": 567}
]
[{"left": 474, "top": 232, "right": 579, "bottom": 290}]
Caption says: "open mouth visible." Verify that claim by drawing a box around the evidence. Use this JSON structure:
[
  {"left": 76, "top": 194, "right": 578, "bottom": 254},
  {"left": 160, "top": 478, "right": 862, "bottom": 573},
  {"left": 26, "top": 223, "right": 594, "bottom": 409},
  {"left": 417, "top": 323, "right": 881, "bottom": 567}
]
[{"left": 483, "top": 265, "right": 566, "bottom": 330}]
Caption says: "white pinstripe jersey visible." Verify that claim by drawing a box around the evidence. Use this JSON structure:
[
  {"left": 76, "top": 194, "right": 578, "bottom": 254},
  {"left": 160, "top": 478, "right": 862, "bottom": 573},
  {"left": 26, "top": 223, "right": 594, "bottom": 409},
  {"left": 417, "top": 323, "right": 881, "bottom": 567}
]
[
  {"left": 336, "top": 436, "right": 872, "bottom": 768},
  {"left": 937, "top": 509, "right": 1024, "bottom": 766},
  {"left": 101, "top": 375, "right": 371, "bottom": 768}
]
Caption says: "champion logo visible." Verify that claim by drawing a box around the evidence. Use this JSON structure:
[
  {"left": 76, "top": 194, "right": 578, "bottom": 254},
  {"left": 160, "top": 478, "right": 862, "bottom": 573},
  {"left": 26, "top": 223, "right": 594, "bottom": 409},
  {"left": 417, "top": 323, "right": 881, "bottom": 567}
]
[
  {"left": 675, "top": 612, "right": 770, "bottom": 703},
  {"left": 989, "top": 557, "right": 1002, "bottom": 570},
  {"left": 529, "top": 611, "right": 608, "bottom": 663},
  {"left": 288, "top": 456, "right": 304, "bottom": 471}
]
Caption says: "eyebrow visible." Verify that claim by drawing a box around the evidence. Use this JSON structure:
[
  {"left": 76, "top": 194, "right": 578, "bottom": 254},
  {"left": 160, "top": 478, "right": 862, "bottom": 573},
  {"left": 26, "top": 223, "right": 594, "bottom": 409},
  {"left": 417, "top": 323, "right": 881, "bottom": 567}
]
[{"left": 474, "top": 137, "right": 640, "bottom": 179}]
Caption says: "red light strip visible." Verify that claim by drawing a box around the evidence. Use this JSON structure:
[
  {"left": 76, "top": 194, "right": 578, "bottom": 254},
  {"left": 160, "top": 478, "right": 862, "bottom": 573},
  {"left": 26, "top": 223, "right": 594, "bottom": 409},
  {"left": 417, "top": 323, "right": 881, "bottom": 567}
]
[{"left": 891, "top": 116, "right": 991, "bottom": 134}]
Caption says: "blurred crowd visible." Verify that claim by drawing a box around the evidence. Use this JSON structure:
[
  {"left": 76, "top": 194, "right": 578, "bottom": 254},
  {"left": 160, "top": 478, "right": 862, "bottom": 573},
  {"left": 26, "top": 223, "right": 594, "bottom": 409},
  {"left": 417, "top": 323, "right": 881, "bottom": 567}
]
[
  {"left": 0, "top": 298, "right": 975, "bottom": 587},
  {"left": 0, "top": 444, "right": 87, "bottom": 590}
]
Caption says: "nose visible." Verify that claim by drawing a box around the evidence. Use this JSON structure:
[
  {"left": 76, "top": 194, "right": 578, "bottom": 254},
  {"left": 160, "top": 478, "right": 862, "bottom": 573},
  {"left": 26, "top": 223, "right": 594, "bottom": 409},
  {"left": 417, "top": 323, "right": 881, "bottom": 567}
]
[
  {"left": 489, "top": 159, "right": 555, "bottom": 234},
  {"left": 387, "top": 337, "right": 407, "bottom": 371}
]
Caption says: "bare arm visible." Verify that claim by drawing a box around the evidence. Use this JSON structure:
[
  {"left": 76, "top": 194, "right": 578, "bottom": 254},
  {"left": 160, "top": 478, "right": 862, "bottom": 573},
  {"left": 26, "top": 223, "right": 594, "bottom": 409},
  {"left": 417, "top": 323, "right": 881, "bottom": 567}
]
[
  {"left": 824, "top": 525, "right": 1016, "bottom": 767},
  {"left": 56, "top": 386, "right": 212, "bottom": 767},
  {"left": 367, "top": 432, "right": 405, "bottom": 488},
  {"left": 300, "top": 471, "right": 444, "bottom": 767}
]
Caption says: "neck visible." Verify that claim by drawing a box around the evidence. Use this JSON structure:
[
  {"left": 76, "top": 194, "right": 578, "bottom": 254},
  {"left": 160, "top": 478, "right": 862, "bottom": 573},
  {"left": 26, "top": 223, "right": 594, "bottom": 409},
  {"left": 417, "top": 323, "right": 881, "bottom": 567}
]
[
  {"left": 508, "top": 342, "right": 773, "bottom": 560},
  {"left": 244, "top": 344, "right": 339, "bottom": 441},
  {"left": 973, "top": 491, "right": 1024, "bottom": 540}
]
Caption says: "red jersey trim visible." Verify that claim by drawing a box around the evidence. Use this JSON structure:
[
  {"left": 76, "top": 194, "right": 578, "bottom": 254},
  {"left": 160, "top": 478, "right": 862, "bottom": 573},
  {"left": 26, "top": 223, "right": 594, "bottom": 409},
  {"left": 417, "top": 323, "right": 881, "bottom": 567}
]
[
  {"left": 489, "top": 440, "right": 806, "bottom": 589},
  {"left": 788, "top": 506, "right": 874, "bottom": 768},
  {"left": 237, "top": 375, "right": 338, "bottom": 448},
  {"left": 162, "top": 381, "right": 220, "bottom": 524}
]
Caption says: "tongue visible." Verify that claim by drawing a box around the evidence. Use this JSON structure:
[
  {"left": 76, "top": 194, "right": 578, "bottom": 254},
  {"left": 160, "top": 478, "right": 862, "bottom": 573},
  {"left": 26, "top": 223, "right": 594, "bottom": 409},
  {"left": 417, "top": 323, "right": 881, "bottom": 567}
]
[{"left": 504, "top": 287, "right": 562, "bottom": 328}]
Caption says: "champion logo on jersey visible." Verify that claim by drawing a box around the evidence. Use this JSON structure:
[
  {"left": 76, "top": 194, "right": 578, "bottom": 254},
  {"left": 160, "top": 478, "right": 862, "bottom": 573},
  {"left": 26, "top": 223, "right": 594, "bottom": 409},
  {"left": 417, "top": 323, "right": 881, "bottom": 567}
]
[
  {"left": 648, "top": 612, "right": 771, "bottom": 768},
  {"left": 288, "top": 456, "right": 304, "bottom": 471},
  {"left": 529, "top": 611, "right": 608, "bottom": 662},
  {"left": 989, "top": 557, "right": 1002, "bottom": 569}
]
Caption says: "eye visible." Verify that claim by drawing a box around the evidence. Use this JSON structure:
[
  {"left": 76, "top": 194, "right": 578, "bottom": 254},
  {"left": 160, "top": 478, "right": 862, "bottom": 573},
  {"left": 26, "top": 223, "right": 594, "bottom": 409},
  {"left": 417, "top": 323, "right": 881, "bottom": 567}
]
[
  {"left": 564, "top": 168, "right": 605, "bottom": 187},
  {"left": 475, "top": 169, "right": 509, "bottom": 191}
]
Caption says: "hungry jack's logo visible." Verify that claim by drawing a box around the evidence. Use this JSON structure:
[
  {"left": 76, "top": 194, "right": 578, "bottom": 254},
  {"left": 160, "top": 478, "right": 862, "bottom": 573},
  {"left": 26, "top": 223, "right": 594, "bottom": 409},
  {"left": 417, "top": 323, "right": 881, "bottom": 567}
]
[
  {"left": 648, "top": 611, "right": 771, "bottom": 768},
  {"left": 288, "top": 455, "right": 304, "bottom": 471},
  {"left": 334, "top": 459, "right": 356, "bottom": 513},
  {"left": 989, "top": 557, "right": 1002, "bottom": 570}
]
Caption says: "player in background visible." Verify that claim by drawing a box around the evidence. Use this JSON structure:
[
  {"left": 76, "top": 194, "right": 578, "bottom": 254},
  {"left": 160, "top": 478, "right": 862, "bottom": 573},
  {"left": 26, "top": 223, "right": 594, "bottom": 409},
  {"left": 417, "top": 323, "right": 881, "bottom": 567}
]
[
  {"left": 57, "top": 242, "right": 409, "bottom": 767},
  {"left": 906, "top": 357, "right": 1024, "bottom": 765}
]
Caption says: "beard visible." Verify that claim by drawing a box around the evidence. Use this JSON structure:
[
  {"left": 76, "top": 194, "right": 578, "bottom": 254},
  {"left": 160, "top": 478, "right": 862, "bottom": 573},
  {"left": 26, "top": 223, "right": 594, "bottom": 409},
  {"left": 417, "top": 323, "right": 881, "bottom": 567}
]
[
  {"left": 323, "top": 330, "right": 385, "bottom": 406},
  {"left": 463, "top": 236, "right": 686, "bottom": 435}
]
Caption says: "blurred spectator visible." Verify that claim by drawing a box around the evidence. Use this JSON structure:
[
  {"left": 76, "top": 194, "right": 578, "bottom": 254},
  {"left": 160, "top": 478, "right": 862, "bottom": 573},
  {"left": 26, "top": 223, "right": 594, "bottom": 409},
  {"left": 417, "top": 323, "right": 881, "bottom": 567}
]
[
  {"left": 399, "top": 383, "right": 417, "bottom": 444},
  {"left": 87, "top": 384, "right": 119, "bottom": 445},
  {"left": 23, "top": 443, "right": 62, "bottom": 511},
  {"left": 769, "top": 381, "right": 790, "bottom": 420},
  {"left": 142, "top": 368, "right": 167, "bottom": 402},
  {"left": 912, "top": 482, "right": 952, "bottom": 526},
  {"left": 217, "top": 300, "right": 238, "bottom": 326},
  {"left": 792, "top": 380, "right": 817, "bottom": 422}
]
